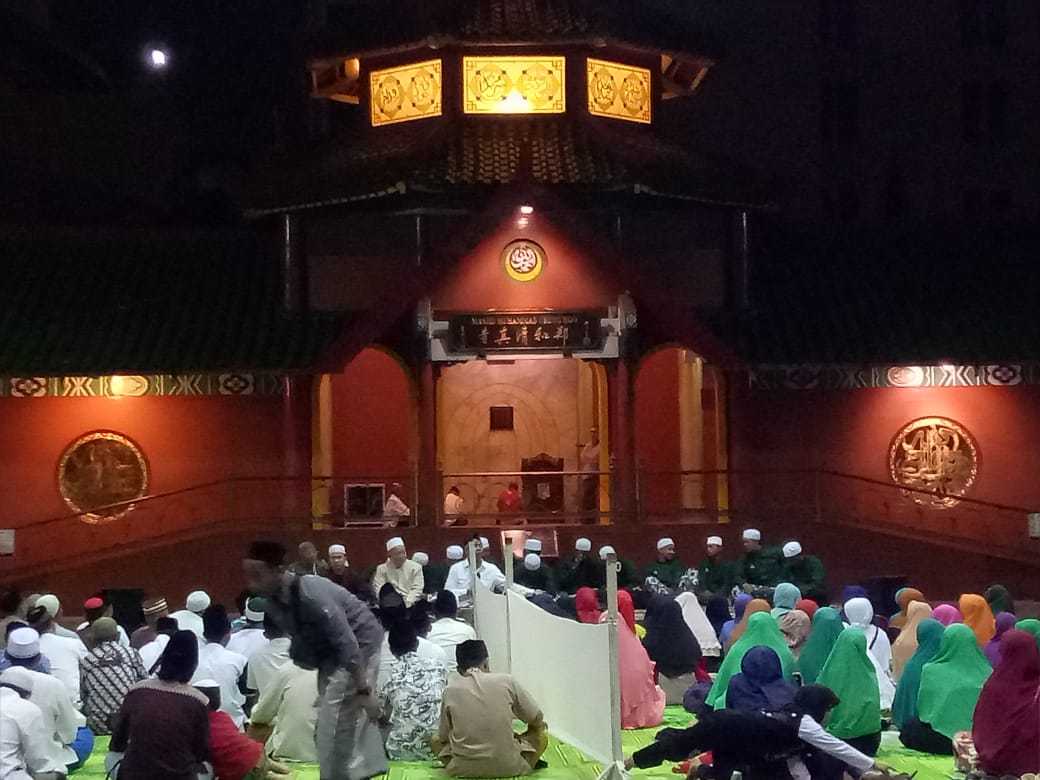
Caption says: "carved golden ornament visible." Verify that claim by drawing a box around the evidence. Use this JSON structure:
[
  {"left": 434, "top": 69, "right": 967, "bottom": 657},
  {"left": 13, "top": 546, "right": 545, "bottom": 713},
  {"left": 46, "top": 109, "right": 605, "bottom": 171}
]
[
  {"left": 502, "top": 239, "right": 546, "bottom": 282},
  {"left": 369, "top": 59, "right": 442, "bottom": 126},
  {"left": 586, "top": 58, "right": 652, "bottom": 124},
  {"left": 463, "top": 56, "right": 565, "bottom": 114},
  {"left": 888, "top": 417, "right": 979, "bottom": 508},
  {"left": 58, "top": 431, "right": 149, "bottom": 524}
]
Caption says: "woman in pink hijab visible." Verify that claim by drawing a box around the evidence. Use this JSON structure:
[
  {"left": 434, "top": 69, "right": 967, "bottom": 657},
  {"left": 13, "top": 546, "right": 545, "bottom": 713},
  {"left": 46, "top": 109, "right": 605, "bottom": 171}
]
[
  {"left": 931, "top": 604, "right": 963, "bottom": 627},
  {"left": 615, "top": 590, "right": 665, "bottom": 729}
]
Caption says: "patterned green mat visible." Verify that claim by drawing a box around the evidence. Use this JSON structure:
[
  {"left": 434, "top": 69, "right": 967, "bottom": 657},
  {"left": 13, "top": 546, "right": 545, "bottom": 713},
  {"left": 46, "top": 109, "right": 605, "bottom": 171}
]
[{"left": 73, "top": 709, "right": 959, "bottom": 780}]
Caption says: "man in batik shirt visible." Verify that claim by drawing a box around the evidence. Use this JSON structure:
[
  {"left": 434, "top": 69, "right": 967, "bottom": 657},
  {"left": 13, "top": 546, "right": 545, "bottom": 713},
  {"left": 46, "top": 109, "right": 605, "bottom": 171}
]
[{"left": 79, "top": 617, "right": 147, "bottom": 734}]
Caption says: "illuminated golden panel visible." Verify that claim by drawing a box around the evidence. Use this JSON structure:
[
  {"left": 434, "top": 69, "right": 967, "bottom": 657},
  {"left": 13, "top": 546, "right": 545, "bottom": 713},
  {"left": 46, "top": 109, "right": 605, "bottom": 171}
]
[
  {"left": 586, "top": 58, "right": 652, "bottom": 124},
  {"left": 463, "top": 56, "right": 565, "bottom": 114},
  {"left": 369, "top": 59, "right": 442, "bottom": 126}
]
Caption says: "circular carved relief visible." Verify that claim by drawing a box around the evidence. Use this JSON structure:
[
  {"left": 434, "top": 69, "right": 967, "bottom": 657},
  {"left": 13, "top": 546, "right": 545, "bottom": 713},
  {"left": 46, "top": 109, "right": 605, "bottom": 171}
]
[
  {"left": 58, "top": 431, "right": 149, "bottom": 523},
  {"left": 888, "top": 417, "right": 979, "bottom": 508},
  {"left": 502, "top": 239, "right": 546, "bottom": 282}
]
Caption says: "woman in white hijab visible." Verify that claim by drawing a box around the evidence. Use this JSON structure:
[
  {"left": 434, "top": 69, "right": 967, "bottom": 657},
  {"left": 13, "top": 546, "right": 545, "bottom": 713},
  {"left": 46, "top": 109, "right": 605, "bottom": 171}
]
[
  {"left": 675, "top": 593, "right": 722, "bottom": 659},
  {"left": 844, "top": 597, "right": 895, "bottom": 708}
]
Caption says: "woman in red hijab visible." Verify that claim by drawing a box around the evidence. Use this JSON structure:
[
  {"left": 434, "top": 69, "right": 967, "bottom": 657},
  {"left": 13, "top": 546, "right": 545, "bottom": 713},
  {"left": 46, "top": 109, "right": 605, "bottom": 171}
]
[
  {"left": 972, "top": 629, "right": 1040, "bottom": 776},
  {"left": 575, "top": 587, "right": 601, "bottom": 624},
  {"left": 795, "top": 598, "right": 819, "bottom": 620}
]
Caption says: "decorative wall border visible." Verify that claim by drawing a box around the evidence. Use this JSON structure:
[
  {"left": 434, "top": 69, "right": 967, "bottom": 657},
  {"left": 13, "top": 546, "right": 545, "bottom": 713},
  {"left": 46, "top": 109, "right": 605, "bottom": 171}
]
[
  {"left": 2, "top": 373, "right": 286, "bottom": 398},
  {"left": 748, "top": 364, "right": 1034, "bottom": 391}
]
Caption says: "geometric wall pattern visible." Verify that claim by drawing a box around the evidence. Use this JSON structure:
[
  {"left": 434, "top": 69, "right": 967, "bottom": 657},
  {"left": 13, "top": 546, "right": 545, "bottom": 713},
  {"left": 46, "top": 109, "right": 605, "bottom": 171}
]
[
  {"left": 749, "top": 363, "right": 1033, "bottom": 391},
  {"left": 3, "top": 373, "right": 285, "bottom": 398}
]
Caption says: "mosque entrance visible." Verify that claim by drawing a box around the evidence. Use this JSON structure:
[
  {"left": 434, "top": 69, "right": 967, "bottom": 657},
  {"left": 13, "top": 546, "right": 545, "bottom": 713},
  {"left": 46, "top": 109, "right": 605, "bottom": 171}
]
[{"left": 437, "top": 356, "right": 610, "bottom": 524}]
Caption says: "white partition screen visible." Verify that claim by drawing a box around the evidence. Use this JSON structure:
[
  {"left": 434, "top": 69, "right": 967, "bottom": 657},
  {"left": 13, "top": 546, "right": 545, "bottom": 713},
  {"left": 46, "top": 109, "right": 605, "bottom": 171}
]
[
  {"left": 473, "top": 580, "right": 511, "bottom": 673},
  {"left": 507, "top": 590, "right": 615, "bottom": 764}
]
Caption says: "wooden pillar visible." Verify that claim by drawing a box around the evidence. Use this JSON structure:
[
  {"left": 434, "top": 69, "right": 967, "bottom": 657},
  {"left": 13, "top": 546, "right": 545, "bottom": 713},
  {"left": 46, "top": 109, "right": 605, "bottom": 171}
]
[
  {"left": 418, "top": 360, "right": 439, "bottom": 525},
  {"left": 607, "top": 358, "right": 636, "bottom": 523},
  {"left": 310, "top": 374, "right": 333, "bottom": 517},
  {"left": 282, "top": 374, "right": 312, "bottom": 518}
]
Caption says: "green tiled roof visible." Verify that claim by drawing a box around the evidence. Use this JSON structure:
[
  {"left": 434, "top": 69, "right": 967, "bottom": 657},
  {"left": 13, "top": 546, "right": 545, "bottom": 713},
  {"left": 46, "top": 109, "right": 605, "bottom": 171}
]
[
  {"left": 716, "top": 227, "right": 1040, "bottom": 365},
  {"left": 0, "top": 231, "right": 342, "bottom": 376},
  {"left": 314, "top": 0, "right": 718, "bottom": 63},
  {"left": 244, "top": 115, "right": 771, "bottom": 216}
]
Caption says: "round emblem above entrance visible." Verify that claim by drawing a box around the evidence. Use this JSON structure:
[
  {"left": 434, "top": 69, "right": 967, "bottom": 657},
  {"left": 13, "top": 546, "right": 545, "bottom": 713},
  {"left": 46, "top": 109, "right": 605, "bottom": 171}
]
[
  {"left": 888, "top": 416, "right": 979, "bottom": 508},
  {"left": 502, "top": 239, "right": 546, "bottom": 282},
  {"left": 58, "top": 431, "right": 149, "bottom": 524}
]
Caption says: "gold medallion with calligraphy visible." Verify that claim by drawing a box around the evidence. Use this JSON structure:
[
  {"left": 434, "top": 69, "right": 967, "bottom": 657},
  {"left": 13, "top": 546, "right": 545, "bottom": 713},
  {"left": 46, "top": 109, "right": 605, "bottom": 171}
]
[
  {"left": 502, "top": 239, "right": 546, "bottom": 282},
  {"left": 888, "top": 416, "right": 979, "bottom": 508},
  {"left": 463, "top": 56, "right": 565, "bottom": 114},
  {"left": 586, "top": 58, "right": 652, "bottom": 124},
  {"left": 369, "top": 59, "right": 443, "bottom": 126},
  {"left": 58, "top": 431, "right": 149, "bottom": 523}
]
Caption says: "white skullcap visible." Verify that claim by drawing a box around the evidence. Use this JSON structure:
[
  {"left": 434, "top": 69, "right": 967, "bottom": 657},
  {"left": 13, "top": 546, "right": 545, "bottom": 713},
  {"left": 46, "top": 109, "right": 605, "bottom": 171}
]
[
  {"left": 657, "top": 537, "right": 675, "bottom": 550},
  {"left": 599, "top": 545, "right": 616, "bottom": 559},
  {"left": 480, "top": 537, "right": 490, "bottom": 549},
  {"left": 447, "top": 545, "right": 465, "bottom": 561},
  {"left": 35, "top": 594, "right": 60, "bottom": 618},
  {"left": 412, "top": 552, "right": 429, "bottom": 566},
  {"left": 524, "top": 538, "right": 542, "bottom": 553},
  {"left": 328, "top": 544, "right": 346, "bottom": 556},
  {"left": 193, "top": 678, "right": 220, "bottom": 689},
  {"left": 5, "top": 627, "right": 40, "bottom": 659},
  {"left": 0, "top": 667, "right": 35, "bottom": 696},
  {"left": 783, "top": 541, "right": 802, "bottom": 558},
  {"left": 575, "top": 538, "right": 592, "bottom": 552},
  {"left": 707, "top": 536, "right": 723, "bottom": 546},
  {"left": 244, "top": 598, "right": 265, "bottom": 623},
  {"left": 186, "top": 590, "right": 211, "bottom": 613},
  {"left": 524, "top": 553, "right": 541, "bottom": 571},
  {"left": 386, "top": 536, "right": 405, "bottom": 552},
  {"left": 742, "top": 528, "right": 761, "bottom": 541}
]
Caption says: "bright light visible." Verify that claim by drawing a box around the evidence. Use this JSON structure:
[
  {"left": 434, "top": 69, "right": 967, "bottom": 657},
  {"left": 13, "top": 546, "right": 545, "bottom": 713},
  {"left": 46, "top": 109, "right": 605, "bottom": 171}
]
[
  {"left": 519, "top": 205, "right": 534, "bottom": 215},
  {"left": 146, "top": 47, "right": 169, "bottom": 70}
]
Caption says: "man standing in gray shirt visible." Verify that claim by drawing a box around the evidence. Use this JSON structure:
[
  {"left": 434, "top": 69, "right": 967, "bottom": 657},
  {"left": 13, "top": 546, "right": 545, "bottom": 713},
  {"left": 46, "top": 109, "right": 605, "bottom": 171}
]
[{"left": 244, "top": 541, "right": 385, "bottom": 780}]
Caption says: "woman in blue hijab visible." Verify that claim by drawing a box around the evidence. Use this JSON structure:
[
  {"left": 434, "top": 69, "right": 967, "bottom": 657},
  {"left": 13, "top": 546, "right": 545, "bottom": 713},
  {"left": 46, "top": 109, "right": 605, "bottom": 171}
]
[{"left": 725, "top": 646, "right": 796, "bottom": 713}]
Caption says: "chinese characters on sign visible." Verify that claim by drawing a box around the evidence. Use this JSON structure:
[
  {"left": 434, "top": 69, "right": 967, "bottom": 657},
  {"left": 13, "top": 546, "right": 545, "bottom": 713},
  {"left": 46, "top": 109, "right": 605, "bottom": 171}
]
[
  {"left": 586, "top": 58, "right": 652, "bottom": 124},
  {"left": 449, "top": 313, "right": 603, "bottom": 353},
  {"left": 369, "top": 59, "right": 443, "bottom": 126},
  {"left": 463, "top": 56, "right": 566, "bottom": 114}
]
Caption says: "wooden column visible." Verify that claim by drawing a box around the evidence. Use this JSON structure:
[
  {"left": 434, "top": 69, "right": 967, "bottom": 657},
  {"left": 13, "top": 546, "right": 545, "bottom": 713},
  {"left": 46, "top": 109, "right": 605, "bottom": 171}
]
[
  {"left": 607, "top": 358, "right": 636, "bottom": 523},
  {"left": 418, "top": 360, "right": 439, "bottom": 526},
  {"left": 282, "top": 374, "right": 312, "bottom": 518}
]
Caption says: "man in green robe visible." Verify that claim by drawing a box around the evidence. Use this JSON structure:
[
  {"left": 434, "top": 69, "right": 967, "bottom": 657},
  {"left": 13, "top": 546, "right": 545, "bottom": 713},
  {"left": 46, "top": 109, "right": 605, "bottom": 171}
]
[
  {"left": 642, "top": 537, "right": 684, "bottom": 590},
  {"left": 781, "top": 541, "right": 828, "bottom": 604},
  {"left": 514, "top": 554, "right": 556, "bottom": 593},
  {"left": 696, "top": 535, "right": 737, "bottom": 601},
  {"left": 737, "top": 529, "right": 783, "bottom": 590}
]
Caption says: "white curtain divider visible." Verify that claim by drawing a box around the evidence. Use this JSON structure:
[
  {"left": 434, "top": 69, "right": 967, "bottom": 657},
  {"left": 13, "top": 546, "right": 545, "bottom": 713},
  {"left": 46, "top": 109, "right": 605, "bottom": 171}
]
[
  {"left": 507, "top": 590, "right": 616, "bottom": 764},
  {"left": 473, "top": 579, "right": 511, "bottom": 673}
]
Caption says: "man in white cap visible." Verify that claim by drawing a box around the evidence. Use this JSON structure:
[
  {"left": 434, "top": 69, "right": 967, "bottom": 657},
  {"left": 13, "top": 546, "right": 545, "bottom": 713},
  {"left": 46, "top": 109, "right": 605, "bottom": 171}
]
[
  {"left": 170, "top": 590, "right": 210, "bottom": 642},
  {"left": 513, "top": 553, "right": 553, "bottom": 593},
  {"left": 0, "top": 659, "right": 85, "bottom": 776},
  {"left": 372, "top": 537, "right": 425, "bottom": 607},
  {"left": 26, "top": 599, "right": 88, "bottom": 708},
  {"left": 555, "top": 537, "right": 603, "bottom": 592},
  {"left": 443, "top": 542, "right": 506, "bottom": 599},
  {"left": 0, "top": 626, "right": 51, "bottom": 675},
  {"left": 781, "top": 540, "right": 828, "bottom": 605},
  {"left": 643, "top": 537, "right": 684, "bottom": 592},
  {"left": 325, "top": 544, "right": 374, "bottom": 603},
  {"left": 227, "top": 597, "right": 269, "bottom": 661},
  {"left": 0, "top": 665, "right": 51, "bottom": 780},
  {"left": 696, "top": 536, "right": 737, "bottom": 602},
  {"left": 738, "top": 529, "right": 783, "bottom": 591}
]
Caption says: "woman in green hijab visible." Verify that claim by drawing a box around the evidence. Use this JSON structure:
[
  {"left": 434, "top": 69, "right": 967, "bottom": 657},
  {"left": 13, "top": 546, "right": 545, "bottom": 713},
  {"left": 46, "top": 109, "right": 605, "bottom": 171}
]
[
  {"left": 706, "top": 612, "right": 794, "bottom": 710},
  {"left": 797, "top": 607, "right": 844, "bottom": 684},
  {"left": 901, "top": 623, "right": 991, "bottom": 755},
  {"left": 816, "top": 627, "right": 882, "bottom": 756},
  {"left": 891, "top": 617, "right": 943, "bottom": 730},
  {"left": 1015, "top": 617, "right": 1040, "bottom": 647}
]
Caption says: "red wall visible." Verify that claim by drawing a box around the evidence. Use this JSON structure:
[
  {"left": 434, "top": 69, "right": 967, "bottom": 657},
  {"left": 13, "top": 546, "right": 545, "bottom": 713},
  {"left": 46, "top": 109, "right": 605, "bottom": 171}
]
[
  {"left": 330, "top": 348, "right": 415, "bottom": 499},
  {"left": 432, "top": 212, "right": 616, "bottom": 313},
  {"left": 635, "top": 349, "right": 682, "bottom": 514}
]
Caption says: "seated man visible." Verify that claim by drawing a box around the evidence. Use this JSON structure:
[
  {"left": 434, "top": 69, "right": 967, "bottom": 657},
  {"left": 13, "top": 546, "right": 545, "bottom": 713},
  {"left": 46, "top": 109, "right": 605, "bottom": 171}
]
[
  {"left": 0, "top": 666, "right": 51, "bottom": 780},
  {"left": 372, "top": 537, "right": 425, "bottom": 607},
  {"left": 247, "top": 653, "right": 319, "bottom": 763},
  {"left": 194, "top": 680, "right": 292, "bottom": 780},
  {"left": 379, "top": 623, "right": 448, "bottom": 761},
  {"left": 426, "top": 592, "right": 476, "bottom": 674},
  {"left": 432, "top": 640, "right": 547, "bottom": 778}
]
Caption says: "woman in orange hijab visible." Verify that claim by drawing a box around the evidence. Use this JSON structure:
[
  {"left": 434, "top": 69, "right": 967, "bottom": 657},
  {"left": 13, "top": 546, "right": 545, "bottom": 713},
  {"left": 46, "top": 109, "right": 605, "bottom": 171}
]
[
  {"left": 960, "top": 593, "right": 997, "bottom": 645},
  {"left": 890, "top": 588, "right": 925, "bottom": 629},
  {"left": 724, "top": 598, "right": 771, "bottom": 652}
]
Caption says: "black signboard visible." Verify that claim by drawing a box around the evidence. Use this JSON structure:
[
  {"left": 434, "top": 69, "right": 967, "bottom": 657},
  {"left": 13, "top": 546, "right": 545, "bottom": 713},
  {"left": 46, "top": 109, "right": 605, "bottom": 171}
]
[{"left": 448, "top": 312, "right": 603, "bottom": 353}]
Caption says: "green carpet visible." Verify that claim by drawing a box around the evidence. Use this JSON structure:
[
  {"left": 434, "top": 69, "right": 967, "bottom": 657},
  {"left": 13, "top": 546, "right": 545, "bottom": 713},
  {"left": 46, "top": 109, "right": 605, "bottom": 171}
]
[{"left": 73, "top": 710, "right": 960, "bottom": 780}]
